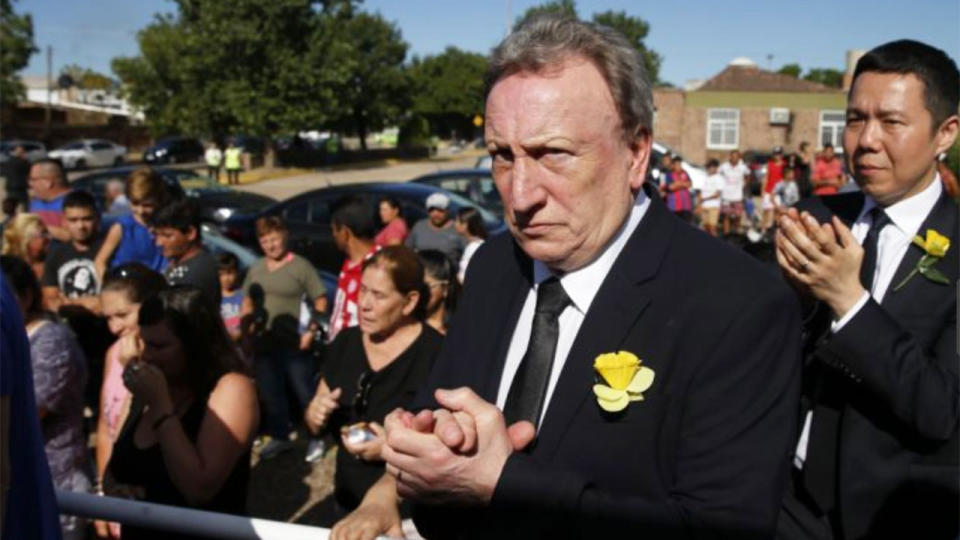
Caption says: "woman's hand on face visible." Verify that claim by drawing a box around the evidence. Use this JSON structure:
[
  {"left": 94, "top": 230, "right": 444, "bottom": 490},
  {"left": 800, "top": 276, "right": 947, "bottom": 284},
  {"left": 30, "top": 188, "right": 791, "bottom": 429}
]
[
  {"left": 116, "top": 331, "right": 144, "bottom": 366},
  {"left": 305, "top": 387, "right": 341, "bottom": 434},
  {"left": 122, "top": 361, "right": 173, "bottom": 414},
  {"left": 341, "top": 422, "right": 386, "bottom": 461}
]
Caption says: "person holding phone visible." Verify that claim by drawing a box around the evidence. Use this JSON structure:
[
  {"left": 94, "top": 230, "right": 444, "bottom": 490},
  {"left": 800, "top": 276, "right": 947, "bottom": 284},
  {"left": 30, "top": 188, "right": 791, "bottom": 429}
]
[{"left": 304, "top": 246, "right": 442, "bottom": 525}]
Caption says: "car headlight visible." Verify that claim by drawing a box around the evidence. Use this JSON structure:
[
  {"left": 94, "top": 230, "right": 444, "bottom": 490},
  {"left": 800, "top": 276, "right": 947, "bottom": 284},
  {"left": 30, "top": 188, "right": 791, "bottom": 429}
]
[{"left": 214, "top": 208, "right": 234, "bottom": 221}]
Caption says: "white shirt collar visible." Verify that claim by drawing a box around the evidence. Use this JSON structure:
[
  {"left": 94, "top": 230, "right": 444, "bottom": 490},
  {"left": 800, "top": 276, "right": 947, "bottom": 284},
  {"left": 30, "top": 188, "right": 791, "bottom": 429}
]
[
  {"left": 532, "top": 189, "right": 651, "bottom": 315},
  {"left": 858, "top": 174, "right": 942, "bottom": 236}
]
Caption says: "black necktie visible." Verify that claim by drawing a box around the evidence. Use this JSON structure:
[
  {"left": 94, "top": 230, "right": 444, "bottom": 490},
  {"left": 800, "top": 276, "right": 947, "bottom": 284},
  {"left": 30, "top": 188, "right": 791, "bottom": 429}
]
[
  {"left": 803, "top": 206, "right": 892, "bottom": 511},
  {"left": 503, "top": 277, "right": 571, "bottom": 427},
  {"left": 859, "top": 207, "right": 892, "bottom": 293}
]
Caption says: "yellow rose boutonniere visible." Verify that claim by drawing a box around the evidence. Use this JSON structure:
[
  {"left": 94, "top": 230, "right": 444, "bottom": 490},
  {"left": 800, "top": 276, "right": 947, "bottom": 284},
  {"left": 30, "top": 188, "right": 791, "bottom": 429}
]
[
  {"left": 893, "top": 229, "right": 951, "bottom": 291},
  {"left": 592, "top": 351, "right": 655, "bottom": 413}
]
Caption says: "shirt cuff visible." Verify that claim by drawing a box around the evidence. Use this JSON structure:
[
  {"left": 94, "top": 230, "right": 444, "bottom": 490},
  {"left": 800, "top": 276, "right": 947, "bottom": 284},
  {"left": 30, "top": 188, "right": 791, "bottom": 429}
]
[{"left": 830, "top": 291, "right": 870, "bottom": 333}]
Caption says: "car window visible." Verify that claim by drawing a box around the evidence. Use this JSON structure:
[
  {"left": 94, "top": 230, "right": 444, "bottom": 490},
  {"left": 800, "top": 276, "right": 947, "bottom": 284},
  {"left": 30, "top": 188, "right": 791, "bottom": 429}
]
[
  {"left": 61, "top": 142, "right": 85, "bottom": 151},
  {"left": 437, "top": 178, "right": 471, "bottom": 195},
  {"left": 91, "top": 142, "right": 112, "bottom": 150},
  {"left": 24, "top": 143, "right": 41, "bottom": 152},
  {"left": 309, "top": 200, "right": 330, "bottom": 225},
  {"left": 283, "top": 200, "right": 309, "bottom": 223}
]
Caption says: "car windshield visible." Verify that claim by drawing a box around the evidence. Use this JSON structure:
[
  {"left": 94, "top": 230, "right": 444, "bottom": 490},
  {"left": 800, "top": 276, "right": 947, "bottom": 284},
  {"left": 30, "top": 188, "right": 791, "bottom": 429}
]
[
  {"left": 59, "top": 142, "right": 86, "bottom": 150},
  {"left": 168, "top": 169, "right": 219, "bottom": 189},
  {"left": 444, "top": 190, "right": 499, "bottom": 222}
]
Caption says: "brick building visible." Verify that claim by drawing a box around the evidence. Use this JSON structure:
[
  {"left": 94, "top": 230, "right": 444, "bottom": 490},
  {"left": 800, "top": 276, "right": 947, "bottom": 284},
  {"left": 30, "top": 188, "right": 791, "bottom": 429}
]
[{"left": 653, "top": 57, "right": 847, "bottom": 165}]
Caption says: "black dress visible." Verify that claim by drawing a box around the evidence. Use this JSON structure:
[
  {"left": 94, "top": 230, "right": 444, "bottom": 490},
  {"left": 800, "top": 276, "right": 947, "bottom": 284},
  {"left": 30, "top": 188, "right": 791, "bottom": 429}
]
[
  {"left": 323, "top": 324, "right": 443, "bottom": 512},
  {"left": 108, "top": 393, "right": 251, "bottom": 540}
]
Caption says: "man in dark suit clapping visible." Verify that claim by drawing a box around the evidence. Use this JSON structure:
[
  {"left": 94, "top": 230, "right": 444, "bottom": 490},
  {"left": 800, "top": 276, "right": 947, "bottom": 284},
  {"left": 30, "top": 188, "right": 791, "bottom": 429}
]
[
  {"left": 775, "top": 40, "right": 959, "bottom": 540},
  {"left": 330, "top": 15, "right": 803, "bottom": 540}
]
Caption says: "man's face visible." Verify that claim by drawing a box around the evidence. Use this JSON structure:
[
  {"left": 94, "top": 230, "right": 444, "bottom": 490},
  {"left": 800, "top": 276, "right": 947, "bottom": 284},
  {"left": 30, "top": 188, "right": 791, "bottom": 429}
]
[
  {"left": 844, "top": 72, "right": 958, "bottom": 206},
  {"left": 729, "top": 151, "right": 740, "bottom": 165},
  {"left": 155, "top": 226, "right": 195, "bottom": 260},
  {"left": 484, "top": 56, "right": 649, "bottom": 272},
  {"left": 28, "top": 164, "right": 57, "bottom": 199},
  {"left": 428, "top": 207, "right": 448, "bottom": 227},
  {"left": 63, "top": 206, "right": 98, "bottom": 244}
]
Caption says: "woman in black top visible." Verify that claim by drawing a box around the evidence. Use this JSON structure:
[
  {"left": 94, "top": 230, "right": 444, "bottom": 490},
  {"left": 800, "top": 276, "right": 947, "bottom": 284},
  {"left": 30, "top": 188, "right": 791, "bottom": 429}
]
[
  {"left": 108, "top": 286, "right": 258, "bottom": 539},
  {"left": 305, "top": 246, "right": 442, "bottom": 519}
]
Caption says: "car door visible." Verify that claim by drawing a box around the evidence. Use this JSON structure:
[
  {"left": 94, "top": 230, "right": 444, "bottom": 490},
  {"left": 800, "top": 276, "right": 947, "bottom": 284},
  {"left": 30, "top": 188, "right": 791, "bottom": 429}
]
[{"left": 90, "top": 141, "right": 113, "bottom": 167}]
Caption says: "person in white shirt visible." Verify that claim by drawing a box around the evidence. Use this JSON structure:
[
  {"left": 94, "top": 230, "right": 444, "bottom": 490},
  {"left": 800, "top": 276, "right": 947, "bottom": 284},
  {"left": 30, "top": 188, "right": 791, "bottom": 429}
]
[
  {"left": 774, "top": 39, "right": 959, "bottom": 540},
  {"left": 717, "top": 149, "right": 750, "bottom": 236},
  {"left": 454, "top": 206, "right": 487, "bottom": 283},
  {"left": 204, "top": 142, "right": 223, "bottom": 182},
  {"left": 699, "top": 159, "right": 724, "bottom": 236}
]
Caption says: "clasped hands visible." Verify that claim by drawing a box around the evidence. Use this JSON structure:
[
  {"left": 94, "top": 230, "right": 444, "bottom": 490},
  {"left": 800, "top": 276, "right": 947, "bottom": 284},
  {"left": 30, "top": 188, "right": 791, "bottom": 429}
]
[
  {"left": 381, "top": 388, "right": 536, "bottom": 506},
  {"left": 774, "top": 207, "right": 867, "bottom": 319}
]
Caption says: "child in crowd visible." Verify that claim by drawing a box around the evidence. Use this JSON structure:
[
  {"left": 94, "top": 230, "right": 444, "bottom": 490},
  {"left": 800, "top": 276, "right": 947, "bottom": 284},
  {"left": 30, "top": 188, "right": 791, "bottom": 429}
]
[
  {"left": 218, "top": 252, "right": 244, "bottom": 342},
  {"left": 94, "top": 167, "right": 168, "bottom": 276},
  {"left": 773, "top": 166, "right": 801, "bottom": 209}
]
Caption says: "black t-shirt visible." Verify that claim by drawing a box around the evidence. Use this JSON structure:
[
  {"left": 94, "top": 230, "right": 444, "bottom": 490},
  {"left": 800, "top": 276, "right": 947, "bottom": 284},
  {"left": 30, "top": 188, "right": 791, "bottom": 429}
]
[
  {"left": 164, "top": 248, "right": 221, "bottom": 307},
  {"left": 323, "top": 325, "right": 443, "bottom": 511},
  {"left": 42, "top": 239, "right": 102, "bottom": 298}
]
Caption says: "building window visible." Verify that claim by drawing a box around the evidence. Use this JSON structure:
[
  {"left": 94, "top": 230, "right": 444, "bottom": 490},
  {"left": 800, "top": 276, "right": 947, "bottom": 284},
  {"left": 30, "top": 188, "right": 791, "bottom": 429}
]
[
  {"left": 706, "top": 108, "right": 739, "bottom": 150},
  {"left": 819, "top": 110, "right": 845, "bottom": 149}
]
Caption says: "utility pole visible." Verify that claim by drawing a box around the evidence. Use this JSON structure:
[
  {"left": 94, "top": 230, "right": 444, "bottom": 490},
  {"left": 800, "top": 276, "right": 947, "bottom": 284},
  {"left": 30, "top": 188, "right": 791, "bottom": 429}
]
[
  {"left": 45, "top": 45, "right": 52, "bottom": 138},
  {"left": 505, "top": 0, "right": 512, "bottom": 36}
]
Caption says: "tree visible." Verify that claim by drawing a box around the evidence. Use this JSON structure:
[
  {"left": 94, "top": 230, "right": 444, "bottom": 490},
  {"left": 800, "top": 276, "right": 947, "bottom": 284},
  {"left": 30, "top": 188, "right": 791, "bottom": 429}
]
[
  {"left": 0, "top": 0, "right": 37, "bottom": 107},
  {"left": 513, "top": 1, "right": 663, "bottom": 84},
  {"left": 513, "top": 0, "right": 577, "bottom": 30},
  {"left": 803, "top": 68, "right": 844, "bottom": 88},
  {"left": 59, "top": 64, "right": 115, "bottom": 90},
  {"left": 591, "top": 10, "right": 661, "bottom": 84},
  {"left": 323, "top": 11, "right": 409, "bottom": 150},
  {"left": 778, "top": 63, "right": 802, "bottom": 78},
  {"left": 408, "top": 47, "right": 487, "bottom": 139}
]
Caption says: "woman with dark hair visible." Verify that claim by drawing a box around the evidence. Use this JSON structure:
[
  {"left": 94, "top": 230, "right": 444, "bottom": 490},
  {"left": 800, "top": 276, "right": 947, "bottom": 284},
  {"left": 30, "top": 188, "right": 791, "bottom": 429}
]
[
  {"left": 454, "top": 206, "right": 487, "bottom": 282},
  {"left": 374, "top": 196, "right": 408, "bottom": 247},
  {"left": 0, "top": 255, "right": 90, "bottom": 540},
  {"left": 93, "top": 263, "right": 167, "bottom": 539},
  {"left": 418, "top": 249, "right": 461, "bottom": 335},
  {"left": 107, "top": 286, "right": 258, "bottom": 540},
  {"left": 304, "top": 246, "right": 442, "bottom": 523}
]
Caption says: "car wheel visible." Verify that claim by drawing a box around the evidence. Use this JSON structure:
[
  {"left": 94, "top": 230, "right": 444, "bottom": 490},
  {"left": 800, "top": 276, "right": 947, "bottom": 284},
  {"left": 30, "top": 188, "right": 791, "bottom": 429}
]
[
  {"left": 114, "top": 156, "right": 124, "bottom": 166},
  {"left": 75, "top": 159, "right": 86, "bottom": 170}
]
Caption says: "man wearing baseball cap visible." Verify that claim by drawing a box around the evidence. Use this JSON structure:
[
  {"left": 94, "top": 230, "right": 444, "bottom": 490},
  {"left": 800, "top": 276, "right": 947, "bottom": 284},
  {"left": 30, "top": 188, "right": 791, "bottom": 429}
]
[{"left": 405, "top": 192, "right": 465, "bottom": 263}]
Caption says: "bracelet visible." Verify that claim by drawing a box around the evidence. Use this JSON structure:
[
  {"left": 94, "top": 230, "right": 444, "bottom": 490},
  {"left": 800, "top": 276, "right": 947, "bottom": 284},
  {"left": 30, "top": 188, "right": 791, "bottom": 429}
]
[{"left": 152, "top": 412, "right": 176, "bottom": 431}]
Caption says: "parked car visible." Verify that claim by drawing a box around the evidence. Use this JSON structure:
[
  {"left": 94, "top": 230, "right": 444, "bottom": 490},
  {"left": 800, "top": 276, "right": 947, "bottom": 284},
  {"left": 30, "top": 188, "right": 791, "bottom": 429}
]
[
  {"left": 70, "top": 165, "right": 276, "bottom": 225},
  {"left": 0, "top": 140, "right": 47, "bottom": 164},
  {"left": 48, "top": 139, "right": 126, "bottom": 170},
  {"left": 409, "top": 169, "right": 502, "bottom": 217},
  {"left": 222, "top": 182, "right": 505, "bottom": 274},
  {"left": 142, "top": 137, "right": 205, "bottom": 164},
  {"left": 474, "top": 155, "right": 492, "bottom": 169}
]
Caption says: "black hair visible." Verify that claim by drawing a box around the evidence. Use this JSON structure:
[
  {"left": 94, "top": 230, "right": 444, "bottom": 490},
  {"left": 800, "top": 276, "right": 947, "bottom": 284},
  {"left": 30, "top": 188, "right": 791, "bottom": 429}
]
[
  {"left": 854, "top": 40, "right": 960, "bottom": 130},
  {"left": 2, "top": 197, "right": 17, "bottom": 217},
  {"left": 31, "top": 158, "right": 67, "bottom": 186},
  {"left": 706, "top": 159, "right": 719, "bottom": 169},
  {"left": 457, "top": 207, "right": 488, "bottom": 239},
  {"left": 101, "top": 262, "right": 167, "bottom": 304},
  {"left": 331, "top": 194, "right": 376, "bottom": 240},
  {"left": 418, "top": 249, "right": 461, "bottom": 329},
  {"left": 151, "top": 198, "right": 202, "bottom": 241},
  {"left": 63, "top": 190, "right": 99, "bottom": 215},
  {"left": 0, "top": 255, "right": 42, "bottom": 315},
  {"left": 138, "top": 286, "right": 248, "bottom": 397},
  {"left": 823, "top": 142, "right": 834, "bottom": 150},
  {"left": 379, "top": 195, "right": 402, "bottom": 214},
  {"left": 217, "top": 251, "right": 239, "bottom": 271}
]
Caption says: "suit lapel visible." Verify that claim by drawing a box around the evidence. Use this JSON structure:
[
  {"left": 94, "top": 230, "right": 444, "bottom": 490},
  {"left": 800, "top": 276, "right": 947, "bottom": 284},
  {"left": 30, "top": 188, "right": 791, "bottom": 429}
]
[
  {"left": 534, "top": 194, "right": 674, "bottom": 460},
  {"left": 882, "top": 192, "right": 959, "bottom": 313}
]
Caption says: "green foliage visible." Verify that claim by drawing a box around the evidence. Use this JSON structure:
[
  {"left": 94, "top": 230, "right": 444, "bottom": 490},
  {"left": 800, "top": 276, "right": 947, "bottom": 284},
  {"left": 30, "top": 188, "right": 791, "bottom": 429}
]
[
  {"left": 803, "top": 68, "right": 844, "bottom": 88},
  {"left": 0, "top": 0, "right": 37, "bottom": 106},
  {"left": 947, "top": 138, "right": 960, "bottom": 180},
  {"left": 60, "top": 64, "right": 115, "bottom": 90},
  {"left": 513, "top": 1, "right": 663, "bottom": 84},
  {"left": 513, "top": 0, "right": 578, "bottom": 29},
  {"left": 591, "top": 10, "right": 661, "bottom": 84},
  {"left": 397, "top": 113, "right": 431, "bottom": 149},
  {"left": 408, "top": 47, "right": 487, "bottom": 138},
  {"left": 777, "top": 63, "right": 802, "bottom": 78}
]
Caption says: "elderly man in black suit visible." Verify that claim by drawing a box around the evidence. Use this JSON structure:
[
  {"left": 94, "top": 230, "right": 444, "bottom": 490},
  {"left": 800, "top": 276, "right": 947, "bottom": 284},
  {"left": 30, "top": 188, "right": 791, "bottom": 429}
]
[
  {"left": 775, "top": 40, "right": 959, "bottom": 540},
  {"left": 328, "top": 16, "right": 802, "bottom": 540}
]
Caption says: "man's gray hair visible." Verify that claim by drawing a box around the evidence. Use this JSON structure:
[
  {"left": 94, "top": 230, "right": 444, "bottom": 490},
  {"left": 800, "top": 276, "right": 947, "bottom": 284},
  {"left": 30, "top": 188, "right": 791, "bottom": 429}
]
[{"left": 486, "top": 15, "right": 654, "bottom": 143}]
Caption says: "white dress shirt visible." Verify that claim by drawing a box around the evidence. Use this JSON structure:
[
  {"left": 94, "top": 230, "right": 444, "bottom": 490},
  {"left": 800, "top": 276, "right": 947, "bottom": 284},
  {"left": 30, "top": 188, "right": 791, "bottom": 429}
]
[
  {"left": 794, "top": 176, "right": 943, "bottom": 468},
  {"left": 495, "top": 190, "right": 651, "bottom": 427}
]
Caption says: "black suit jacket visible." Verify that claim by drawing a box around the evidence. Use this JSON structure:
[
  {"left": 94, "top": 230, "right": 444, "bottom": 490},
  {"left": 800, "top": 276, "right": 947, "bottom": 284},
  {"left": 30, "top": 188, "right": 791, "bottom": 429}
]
[
  {"left": 793, "top": 191, "right": 959, "bottom": 539},
  {"left": 411, "top": 193, "right": 803, "bottom": 539}
]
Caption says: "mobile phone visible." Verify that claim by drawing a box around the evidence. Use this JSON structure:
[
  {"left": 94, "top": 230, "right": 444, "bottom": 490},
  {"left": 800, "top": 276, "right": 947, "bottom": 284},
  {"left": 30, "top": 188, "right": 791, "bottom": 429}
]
[{"left": 343, "top": 422, "right": 376, "bottom": 445}]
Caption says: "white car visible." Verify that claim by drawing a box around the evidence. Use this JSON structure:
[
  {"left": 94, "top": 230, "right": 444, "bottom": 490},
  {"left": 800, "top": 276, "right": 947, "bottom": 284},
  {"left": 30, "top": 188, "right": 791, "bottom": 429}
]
[{"left": 48, "top": 139, "right": 126, "bottom": 170}]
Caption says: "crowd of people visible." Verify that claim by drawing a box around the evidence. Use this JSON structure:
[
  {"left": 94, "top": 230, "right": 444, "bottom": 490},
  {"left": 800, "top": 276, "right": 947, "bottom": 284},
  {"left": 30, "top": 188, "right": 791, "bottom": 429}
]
[
  {"left": 2, "top": 15, "right": 959, "bottom": 540},
  {"left": 0, "top": 152, "right": 488, "bottom": 539}
]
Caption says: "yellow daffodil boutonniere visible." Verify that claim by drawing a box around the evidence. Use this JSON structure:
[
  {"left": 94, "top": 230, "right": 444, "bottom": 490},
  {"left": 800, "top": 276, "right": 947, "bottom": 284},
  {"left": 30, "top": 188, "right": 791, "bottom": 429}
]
[
  {"left": 592, "top": 351, "right": 655, "bottom": 413},
  {"left": 893, "top": 229, "right": 951, "bottom": 291}
]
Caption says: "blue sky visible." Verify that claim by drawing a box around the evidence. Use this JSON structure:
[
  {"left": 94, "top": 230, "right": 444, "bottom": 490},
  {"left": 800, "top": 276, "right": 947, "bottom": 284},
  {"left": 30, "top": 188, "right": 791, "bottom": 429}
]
[{"left": 20, "top": 0, "right": 960, "bottom": 86}]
